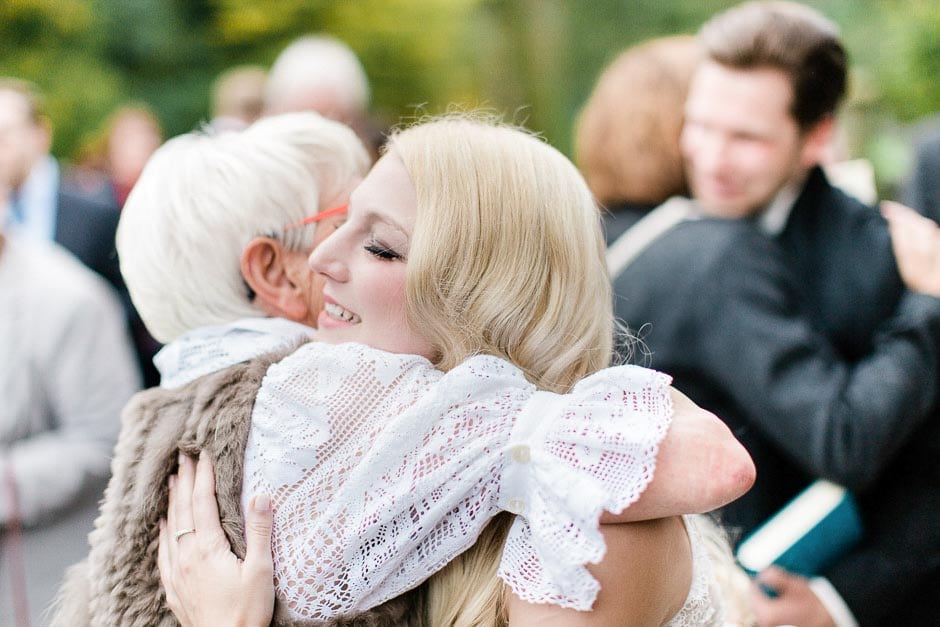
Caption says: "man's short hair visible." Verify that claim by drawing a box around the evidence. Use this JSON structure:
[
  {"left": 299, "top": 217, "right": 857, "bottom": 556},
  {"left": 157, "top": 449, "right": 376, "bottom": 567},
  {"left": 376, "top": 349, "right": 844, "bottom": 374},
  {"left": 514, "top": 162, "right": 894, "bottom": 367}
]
[
  {"left": 699, "top": 1, "right": 847, "bottom": 130},
  {"left": 0, "top": 77, "right": 46, "bottom": 124}
]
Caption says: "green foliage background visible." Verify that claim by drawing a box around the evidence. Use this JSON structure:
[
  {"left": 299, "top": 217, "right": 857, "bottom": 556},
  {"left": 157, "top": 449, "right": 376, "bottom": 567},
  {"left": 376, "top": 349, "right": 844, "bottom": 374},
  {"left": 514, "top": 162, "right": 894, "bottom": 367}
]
[{"left": 2, "top": 0, "right": 938, "bottom": 190}]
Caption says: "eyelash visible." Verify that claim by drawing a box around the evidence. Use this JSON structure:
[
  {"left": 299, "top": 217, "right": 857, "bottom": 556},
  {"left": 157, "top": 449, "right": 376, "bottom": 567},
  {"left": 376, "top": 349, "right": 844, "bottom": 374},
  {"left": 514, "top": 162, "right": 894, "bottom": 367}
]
[{"left": 364, "top": 241, "right": 402, "bottom": 261}]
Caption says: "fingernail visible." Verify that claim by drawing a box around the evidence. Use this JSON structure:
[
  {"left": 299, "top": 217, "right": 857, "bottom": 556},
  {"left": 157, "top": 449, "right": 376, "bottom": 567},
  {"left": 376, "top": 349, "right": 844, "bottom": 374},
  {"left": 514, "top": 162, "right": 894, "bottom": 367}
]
[
  {"left": 159, "top": 518, "right": 165, "bottom": 530},
  {"left": 254, "top": 494, "right": 271, "bottom": 512},
  {"left": 169, "top": 474, "right": 176, "bottom": 489},
  {"left": 178, "top": 451, "right": 186, "bottom": 466}
]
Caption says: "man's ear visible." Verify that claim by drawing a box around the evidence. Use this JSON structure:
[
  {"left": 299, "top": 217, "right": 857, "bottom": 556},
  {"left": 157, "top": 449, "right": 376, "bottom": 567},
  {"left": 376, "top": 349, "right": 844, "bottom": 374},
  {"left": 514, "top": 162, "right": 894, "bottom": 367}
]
[
  {"left": 240, "top": 237, "right": 308, "bottom": 322},
  {"left": 799, "top": 115, "right": 836, "bottom": 169}
]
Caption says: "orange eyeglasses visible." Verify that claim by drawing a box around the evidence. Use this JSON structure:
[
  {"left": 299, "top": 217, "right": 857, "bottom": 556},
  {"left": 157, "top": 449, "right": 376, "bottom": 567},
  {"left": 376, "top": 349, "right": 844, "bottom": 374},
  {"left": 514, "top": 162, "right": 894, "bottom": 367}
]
[{"left": 283, "top": 203, "right": 349, "bottom": 231}]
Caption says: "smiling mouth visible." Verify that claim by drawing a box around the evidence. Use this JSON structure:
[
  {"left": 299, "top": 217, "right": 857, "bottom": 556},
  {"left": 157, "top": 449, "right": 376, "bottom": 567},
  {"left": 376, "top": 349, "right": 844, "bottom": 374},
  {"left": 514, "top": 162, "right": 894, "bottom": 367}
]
[{"left": 324, "top": 302, "right": 361, "bottom": 324}]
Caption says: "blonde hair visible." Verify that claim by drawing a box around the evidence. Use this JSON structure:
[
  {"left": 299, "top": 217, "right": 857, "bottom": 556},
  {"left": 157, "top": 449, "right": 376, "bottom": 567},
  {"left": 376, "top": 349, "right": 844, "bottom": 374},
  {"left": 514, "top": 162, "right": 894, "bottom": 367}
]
[
  {"left": 575, "top": 36, "right": 702, "bottom": 207},
  {"left": 392, "top": 116, "right": 613, "bottom": 394},
  {"left": 423, "top": 514, "right": 513, "bottom": 626},
  {"left": 389, "top": 115, "right": 612, "bottom": 624},
  {"left": 696, "top": 515, "right": 757, "bottom": 626},
  {"left": 117, "top": 112, "right": 369, "bottom": 342}
]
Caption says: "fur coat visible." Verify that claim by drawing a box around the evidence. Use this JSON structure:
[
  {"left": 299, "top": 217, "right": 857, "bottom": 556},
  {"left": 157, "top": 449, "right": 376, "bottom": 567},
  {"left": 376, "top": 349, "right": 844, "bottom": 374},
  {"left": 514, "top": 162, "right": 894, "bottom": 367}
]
[{"left": 49, "top": 343, "right": 423, "bottom": 626}]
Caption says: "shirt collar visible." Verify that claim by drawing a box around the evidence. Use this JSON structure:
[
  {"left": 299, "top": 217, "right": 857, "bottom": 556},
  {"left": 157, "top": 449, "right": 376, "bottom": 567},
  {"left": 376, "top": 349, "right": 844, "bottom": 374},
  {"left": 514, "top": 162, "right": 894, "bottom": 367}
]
[
  {"left": 4, "top": 156, "right": 59, "bottom": 240},
  {"left": 154, "top": 317, "right": 316, "bottom": 389},
  {"left": 756, "top": 175, "right": 806, "bottom": 236}
]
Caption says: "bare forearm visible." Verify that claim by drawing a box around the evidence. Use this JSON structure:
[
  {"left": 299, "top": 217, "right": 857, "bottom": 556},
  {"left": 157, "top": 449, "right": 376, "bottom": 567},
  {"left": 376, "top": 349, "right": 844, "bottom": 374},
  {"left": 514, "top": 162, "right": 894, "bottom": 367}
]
[{"left": 602, "top": 388, "right": 754, "bottom": 523}]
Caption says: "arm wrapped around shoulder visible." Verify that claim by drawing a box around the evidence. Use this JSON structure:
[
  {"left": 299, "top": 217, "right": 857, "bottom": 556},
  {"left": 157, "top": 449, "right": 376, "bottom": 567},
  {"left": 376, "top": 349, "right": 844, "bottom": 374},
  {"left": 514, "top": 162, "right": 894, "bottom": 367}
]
[{"left": 603, "top": 388, "right": 756, "bottom": 522}]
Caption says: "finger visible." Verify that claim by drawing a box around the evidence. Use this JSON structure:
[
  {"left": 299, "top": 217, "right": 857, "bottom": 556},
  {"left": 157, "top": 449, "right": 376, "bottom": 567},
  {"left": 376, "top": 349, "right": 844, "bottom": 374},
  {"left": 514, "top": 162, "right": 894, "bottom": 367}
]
[
  {"left": 192, "top": 455, "right": 226, "bottom": 548},
  {"left": 157, "top": 519, "right": 180, "bottom": 612},
  {"left": 174, "top": 452, "right": 197, "bottom": 539},
  {"left": 166, "top": 474, "right": 178, "bottom": 561},
  {"left": 157, "top": 518, "right": 169, "bottom": 578},
  {"left": 244, "top": 494, "right": 274, "bottom": 575},
  {"left": 157, "top": 519, "right": 180, "bottom": 610},
  {"left": 749, "top": 577, "right": 771, "bottom": 607},
  {"left": 757, "top": 565, "right": 793, "bottom": 593},
  {"left": 880, "top": 200, "right": 905, "bottom": 220}
]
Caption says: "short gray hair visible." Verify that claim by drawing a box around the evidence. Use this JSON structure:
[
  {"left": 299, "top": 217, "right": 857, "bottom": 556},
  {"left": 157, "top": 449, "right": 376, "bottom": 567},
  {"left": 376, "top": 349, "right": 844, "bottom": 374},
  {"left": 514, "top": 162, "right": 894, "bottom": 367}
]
[
  {"left": 265, "top": 35, "right": 370, "bottom": 118},
  {"left": 117, "top": 112, "right": 369, "bottom": 342}
]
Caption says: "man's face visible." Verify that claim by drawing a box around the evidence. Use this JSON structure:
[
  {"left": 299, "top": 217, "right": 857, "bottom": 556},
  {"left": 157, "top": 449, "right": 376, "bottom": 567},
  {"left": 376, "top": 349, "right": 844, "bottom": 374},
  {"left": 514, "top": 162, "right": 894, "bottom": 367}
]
[
  {"left": 681, "top": 61, "right": 812, "bottom": 219},
  {"left": 0, "top": 90, "right": 47, "bottom": 189}
]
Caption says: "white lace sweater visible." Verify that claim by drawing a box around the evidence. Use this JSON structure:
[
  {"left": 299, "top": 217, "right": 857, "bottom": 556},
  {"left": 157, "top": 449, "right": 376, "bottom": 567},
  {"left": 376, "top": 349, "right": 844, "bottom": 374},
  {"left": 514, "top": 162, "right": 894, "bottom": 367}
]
[{"left": 244, "top": 341, "right": 725, "bottom": 624}]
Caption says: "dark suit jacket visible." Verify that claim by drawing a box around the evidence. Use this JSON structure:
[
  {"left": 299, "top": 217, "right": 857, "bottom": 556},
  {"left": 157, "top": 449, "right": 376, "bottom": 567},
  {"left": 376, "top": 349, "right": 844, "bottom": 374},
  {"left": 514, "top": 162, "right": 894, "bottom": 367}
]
[
  {"left": 55, "top": 185, "right": 160, "bottom": 387},
  {"left": 54, "top": 186, "right": 123, "bottom": 293},
  {"left": 611, "top": 171, "right": 940, "bottom": 625}
]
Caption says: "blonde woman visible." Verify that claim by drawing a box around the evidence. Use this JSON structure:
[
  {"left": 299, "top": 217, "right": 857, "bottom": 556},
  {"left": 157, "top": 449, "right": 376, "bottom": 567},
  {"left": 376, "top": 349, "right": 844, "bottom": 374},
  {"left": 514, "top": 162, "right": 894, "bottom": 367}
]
[{"left": 159, "top": 116, "right": 753, "bottom": 626}]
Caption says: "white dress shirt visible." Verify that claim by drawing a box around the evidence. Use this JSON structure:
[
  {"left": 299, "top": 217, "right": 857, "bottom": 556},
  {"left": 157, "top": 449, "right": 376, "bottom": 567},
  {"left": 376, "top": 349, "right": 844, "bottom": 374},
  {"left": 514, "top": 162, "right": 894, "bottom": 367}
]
[{"left": 3, "top": 155, "right": 60, "bottom": 241}]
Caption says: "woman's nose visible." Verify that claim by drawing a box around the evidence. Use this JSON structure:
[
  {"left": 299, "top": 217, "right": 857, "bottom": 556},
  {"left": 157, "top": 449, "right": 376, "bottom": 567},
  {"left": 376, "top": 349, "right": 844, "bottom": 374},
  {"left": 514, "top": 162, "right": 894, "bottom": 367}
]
[{"left": 308, "top": 243, "right": 348, "bottom": 282}]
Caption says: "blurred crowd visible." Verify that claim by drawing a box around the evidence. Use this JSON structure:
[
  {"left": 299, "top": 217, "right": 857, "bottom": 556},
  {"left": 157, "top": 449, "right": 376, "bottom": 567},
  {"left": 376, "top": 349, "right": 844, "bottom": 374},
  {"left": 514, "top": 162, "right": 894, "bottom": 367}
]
[{"left": 1, "top": 2, "right": 939, "bottom": 625}]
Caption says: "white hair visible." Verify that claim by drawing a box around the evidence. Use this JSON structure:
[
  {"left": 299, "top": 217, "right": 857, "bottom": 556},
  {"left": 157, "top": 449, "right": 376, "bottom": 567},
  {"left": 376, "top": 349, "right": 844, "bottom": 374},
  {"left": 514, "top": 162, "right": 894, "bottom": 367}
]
[
  {"left": 265, "top": 35, "right": 370, "bottom": 118},
  {"left": 117, "top": 112, "right": 369, "bottom": 343}
]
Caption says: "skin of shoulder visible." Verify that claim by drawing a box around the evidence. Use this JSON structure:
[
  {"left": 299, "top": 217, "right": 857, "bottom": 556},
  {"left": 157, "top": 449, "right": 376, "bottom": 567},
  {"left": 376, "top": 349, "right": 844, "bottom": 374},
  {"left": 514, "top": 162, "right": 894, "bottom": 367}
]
[{"left": 505, "top": 516, "right": 692, "bottom": 626}]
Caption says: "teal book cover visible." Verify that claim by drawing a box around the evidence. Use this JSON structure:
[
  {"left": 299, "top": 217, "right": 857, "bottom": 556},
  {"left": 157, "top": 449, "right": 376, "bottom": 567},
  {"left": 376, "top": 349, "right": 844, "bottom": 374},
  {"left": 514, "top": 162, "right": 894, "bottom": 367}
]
[{"left": 736, "top": 480, "right": 864, "bottom": 578}]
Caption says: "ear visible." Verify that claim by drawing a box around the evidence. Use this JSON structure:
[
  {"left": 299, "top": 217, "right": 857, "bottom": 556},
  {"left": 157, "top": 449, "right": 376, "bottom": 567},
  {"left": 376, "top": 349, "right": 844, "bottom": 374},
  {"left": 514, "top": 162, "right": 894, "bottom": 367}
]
[
  {"left": 798, "top": 115, "right": 836, "bottom": 169},
  {"left": 240, "top": 237, "right": 309, "bottom": 322}
]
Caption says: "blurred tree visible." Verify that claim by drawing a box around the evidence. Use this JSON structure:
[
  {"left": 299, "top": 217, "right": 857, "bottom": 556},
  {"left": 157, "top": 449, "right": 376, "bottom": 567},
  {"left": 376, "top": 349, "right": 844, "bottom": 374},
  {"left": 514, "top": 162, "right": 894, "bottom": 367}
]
[
  {"left": 0, "top": 0, "right": 937, "bottom": 194},
  {"left": 0, "top": 0, "right": 122, "bottom": 156}
]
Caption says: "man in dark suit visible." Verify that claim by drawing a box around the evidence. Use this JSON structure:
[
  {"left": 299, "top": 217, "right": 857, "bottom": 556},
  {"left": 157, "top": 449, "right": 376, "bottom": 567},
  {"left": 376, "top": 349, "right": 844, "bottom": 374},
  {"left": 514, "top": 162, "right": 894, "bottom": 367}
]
[
  {"left": 613, "top": 3, "right": 940, "bottom": 625},
  {"left": 0, "top": 79, "right": 122, "bottom": 288},
  {"left": 0, "top": 78, "right": 158, "bottom": 385}
]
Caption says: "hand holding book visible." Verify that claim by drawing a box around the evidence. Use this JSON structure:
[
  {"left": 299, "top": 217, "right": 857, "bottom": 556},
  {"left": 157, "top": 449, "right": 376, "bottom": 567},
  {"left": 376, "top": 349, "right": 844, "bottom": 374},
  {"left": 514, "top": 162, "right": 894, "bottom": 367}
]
[{"left": 736, "top": 480, "right": 864, "bottom": 587}]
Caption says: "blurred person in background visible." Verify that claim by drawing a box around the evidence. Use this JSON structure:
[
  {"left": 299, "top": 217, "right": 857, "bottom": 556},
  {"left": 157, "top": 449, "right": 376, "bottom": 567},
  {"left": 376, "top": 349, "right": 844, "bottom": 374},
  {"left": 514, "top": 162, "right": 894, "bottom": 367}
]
[
  {"left": 0, "top": 78, "right": 124, "bottom": 296},
  {"left": 575, "top": 33, "right": 704, "bottom": 306},
  {"left": 69, "top": 104, "right": 164, "bottom": 208},
  {"left": 265, "top": 34, "right": 384, "bottom": 161},
  {"left": 104, "top": 105, "right": 163, "bottom": 207},
  {"left": 611, "top": 2, "right": 940, "bottom": 625},
  {"left": 68, "top": 102, "right": 166, "bottom": 388},
  {"left": 901, "top": 118, "right": 940, "bottom": 224},
  {"left": 209, "top": 64, "right": 268, "bottom": 132},
  {"left": 0, "top": 192, "right": 139, "bottom": 625},
  {"left": 575, "top": 34, "right": 701, "bottom": 240}
]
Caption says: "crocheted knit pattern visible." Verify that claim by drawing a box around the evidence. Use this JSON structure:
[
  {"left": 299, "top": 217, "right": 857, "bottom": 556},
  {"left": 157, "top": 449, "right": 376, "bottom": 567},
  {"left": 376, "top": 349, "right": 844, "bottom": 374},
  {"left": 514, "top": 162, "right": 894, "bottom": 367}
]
[{"left": 243, "top": 342, "right": 674, "bottom": 619}]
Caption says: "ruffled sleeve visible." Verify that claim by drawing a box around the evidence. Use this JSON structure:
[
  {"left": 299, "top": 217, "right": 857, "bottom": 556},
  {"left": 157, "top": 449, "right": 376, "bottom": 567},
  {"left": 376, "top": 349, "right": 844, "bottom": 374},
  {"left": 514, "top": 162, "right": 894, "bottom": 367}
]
[{"left": 496, "top": 364, "right": 673, "bottom": 610}]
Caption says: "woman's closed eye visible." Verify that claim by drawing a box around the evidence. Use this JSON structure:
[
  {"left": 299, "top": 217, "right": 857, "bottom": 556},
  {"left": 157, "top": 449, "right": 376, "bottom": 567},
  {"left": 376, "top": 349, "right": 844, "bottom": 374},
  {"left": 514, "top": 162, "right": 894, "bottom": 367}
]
[{"left": 365, "top": 239, "right": 403, "bottom": 261}]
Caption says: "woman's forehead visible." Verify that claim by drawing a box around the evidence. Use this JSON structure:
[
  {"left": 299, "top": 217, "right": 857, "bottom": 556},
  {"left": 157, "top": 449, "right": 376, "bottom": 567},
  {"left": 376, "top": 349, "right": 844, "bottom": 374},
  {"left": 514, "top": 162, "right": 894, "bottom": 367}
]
[{"left": 349, "top": 152, "right": 416, "bottom": 225}]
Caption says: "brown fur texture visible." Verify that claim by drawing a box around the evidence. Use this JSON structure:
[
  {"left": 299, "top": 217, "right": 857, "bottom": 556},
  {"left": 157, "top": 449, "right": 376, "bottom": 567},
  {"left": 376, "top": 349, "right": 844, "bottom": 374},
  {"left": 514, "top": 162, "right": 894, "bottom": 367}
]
[{"left": 49, "top": 341, "right": 425, "bottom": 626}]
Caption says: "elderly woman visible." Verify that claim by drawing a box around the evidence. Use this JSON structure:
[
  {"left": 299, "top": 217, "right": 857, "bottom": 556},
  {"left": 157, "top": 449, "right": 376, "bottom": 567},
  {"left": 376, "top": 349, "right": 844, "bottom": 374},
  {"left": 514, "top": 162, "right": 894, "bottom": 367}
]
[{"left": 49, "top": 112, "right": 368, "bottom": 625}]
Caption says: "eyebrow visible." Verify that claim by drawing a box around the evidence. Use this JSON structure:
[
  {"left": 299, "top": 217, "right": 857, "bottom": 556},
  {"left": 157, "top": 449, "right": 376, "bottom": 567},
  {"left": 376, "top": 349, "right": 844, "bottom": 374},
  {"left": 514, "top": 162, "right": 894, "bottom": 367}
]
[{"left": 358, "top": 208, "right": 409, "bottom": 238}]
